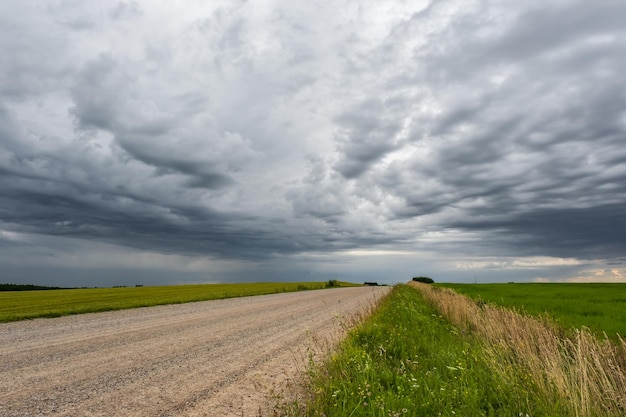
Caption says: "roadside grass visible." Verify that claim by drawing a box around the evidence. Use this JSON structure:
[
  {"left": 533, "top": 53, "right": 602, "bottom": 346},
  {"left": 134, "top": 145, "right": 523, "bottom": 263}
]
[
  {"left": 293, "top": 284, "right": 562, "bottom": 416},
  {"left": 416, "top": 283, "right": 626, "bottom": 417},
  {"left": 0, "top": 281, "right": 359, "bottom": 323},
  {"left": 436, "top": 283, "right": 626, "bottom": 341}
]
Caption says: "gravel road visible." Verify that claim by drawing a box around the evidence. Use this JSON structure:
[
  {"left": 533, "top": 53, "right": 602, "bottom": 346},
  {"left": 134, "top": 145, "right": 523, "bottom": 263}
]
[{"left": 0, "top": 286, "right": 389, "bottom": 417}]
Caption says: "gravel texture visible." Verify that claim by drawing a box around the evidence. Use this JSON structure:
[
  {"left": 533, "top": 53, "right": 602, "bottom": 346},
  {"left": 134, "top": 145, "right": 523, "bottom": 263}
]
[{"left": 0, "top": 286, "right": 389, "bottom": 416}]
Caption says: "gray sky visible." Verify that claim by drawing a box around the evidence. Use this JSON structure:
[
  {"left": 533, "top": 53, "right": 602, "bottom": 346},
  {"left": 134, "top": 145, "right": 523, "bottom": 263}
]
[{"left": 1, "top": 0, "right": 625, "bottom": 287}]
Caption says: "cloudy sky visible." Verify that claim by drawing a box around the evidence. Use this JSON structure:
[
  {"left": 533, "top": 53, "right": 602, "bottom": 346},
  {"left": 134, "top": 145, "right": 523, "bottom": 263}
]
[{"left": 1, "top": 0, "right": 625, "bottom": 287}]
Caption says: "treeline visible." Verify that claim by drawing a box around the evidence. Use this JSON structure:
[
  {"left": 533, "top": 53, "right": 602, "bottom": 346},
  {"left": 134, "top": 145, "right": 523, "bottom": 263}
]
[{"left": 0, "top": 283, "right": 69, "bottom": 291}]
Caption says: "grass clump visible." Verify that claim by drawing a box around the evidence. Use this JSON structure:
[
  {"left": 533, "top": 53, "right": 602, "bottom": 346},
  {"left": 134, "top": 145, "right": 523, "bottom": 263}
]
[{"left": 297, "top": 284, "right": 557, "bottom": 416}]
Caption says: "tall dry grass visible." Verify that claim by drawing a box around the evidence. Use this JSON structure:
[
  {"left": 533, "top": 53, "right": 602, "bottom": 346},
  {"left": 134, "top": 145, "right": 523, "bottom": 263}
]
[{"left": 411, "top": 282, "right": 626, "bottom": 417}]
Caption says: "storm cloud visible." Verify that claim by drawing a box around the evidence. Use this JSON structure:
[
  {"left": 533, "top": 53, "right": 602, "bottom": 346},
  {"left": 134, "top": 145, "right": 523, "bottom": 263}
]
[{"left": 1, "top": 0, "right": 625, "bottom": 286}]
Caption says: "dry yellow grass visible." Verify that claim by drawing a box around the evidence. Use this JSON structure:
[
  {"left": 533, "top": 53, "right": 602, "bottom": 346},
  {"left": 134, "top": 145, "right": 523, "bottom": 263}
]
[{"left": 410, "top": 282, "right": 626, "bottom": 417}]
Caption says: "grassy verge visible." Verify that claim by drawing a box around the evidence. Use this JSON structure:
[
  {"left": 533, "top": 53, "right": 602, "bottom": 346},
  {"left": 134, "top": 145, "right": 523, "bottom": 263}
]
[
  {"left": 436, "top": 283, "right": 626, "bottom": 341},
  {"left": 0, "top": 281, "right": 358, "bottom": 322},
  {"left": 295, "top": 284, "right": 564, "bottom": 416},
  {"left": 416, "top": 283, "right": 626, "bottom": 417}
]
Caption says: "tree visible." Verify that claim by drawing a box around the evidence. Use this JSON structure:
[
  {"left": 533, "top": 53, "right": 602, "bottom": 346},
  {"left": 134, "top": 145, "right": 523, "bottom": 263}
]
[{"left": 412, "top": 276, "right": 434, "bottom": 284}]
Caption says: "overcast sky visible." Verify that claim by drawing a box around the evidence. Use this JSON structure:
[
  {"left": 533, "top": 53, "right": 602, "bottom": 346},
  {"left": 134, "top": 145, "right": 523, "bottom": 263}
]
[{"left": 1, "top": 0, "right": 625, "bottom": 287}]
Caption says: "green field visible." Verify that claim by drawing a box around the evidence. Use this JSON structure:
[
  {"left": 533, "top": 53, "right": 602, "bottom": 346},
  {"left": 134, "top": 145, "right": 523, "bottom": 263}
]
[
  {"left": 437, "top": 283, "right": 626, "bottom": 340},
  {"left": 0, "top": 281, "right": 358, "bottom": 323}
]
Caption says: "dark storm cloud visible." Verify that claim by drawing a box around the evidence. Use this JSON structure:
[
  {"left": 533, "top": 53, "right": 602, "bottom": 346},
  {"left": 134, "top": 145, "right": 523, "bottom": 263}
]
[
  {"left": 290, "top": 0, "right": 626, "bottom": 264},
  {"left": 68, "top": 53, "right": 256, "bottom": 188},
  {"left": 334, "top": 98, "right": 404, "bottom": 179},
  {"left": 0, "top": 2, "right": 316, "bottom": 274},
  {"left": 1, "top": 0, "right": 626, "bottom": 285},
  {"left": 487, "top": 0, "right": 626, "bottom": 62},
  {"left": 452, "top": 203, "right": 626, "bottom": 259},
  {"left": 0, "top": 180, "right": 305, "bottom": 260}
]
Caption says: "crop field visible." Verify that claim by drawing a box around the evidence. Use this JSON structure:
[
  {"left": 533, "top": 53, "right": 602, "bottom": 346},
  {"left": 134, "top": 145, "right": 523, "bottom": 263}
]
[
  {"left": 0, "top": 281, "right": 357, "bottom": 322},
  {"left": 436, "top": 283, "right": 626, "bottom": 340}
]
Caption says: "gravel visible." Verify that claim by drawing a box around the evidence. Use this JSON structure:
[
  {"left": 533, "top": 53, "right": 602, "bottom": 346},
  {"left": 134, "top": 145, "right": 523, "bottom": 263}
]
[{"left": 0, "top": 286, "right": 389, "bottom": 416}]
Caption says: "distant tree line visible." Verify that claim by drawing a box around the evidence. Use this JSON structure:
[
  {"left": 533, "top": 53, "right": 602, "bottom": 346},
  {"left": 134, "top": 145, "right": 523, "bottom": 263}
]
[
  {"left": 412, "top": 276, "right": 434, "bottom": 284},
  {"left": 0, "top": 283, "right": 69, "bottom": 291}
]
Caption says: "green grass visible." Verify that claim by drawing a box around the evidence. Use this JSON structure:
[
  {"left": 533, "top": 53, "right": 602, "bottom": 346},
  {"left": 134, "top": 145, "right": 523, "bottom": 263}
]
[
  {"left": 298, "top": 285, "right": 563, "bottom": 416},
  {"left": 0, "top": 281, "right": 358, "bottom": 323},
  {"left": 436, "top": 283, "right": 626, "bottom": 340}
]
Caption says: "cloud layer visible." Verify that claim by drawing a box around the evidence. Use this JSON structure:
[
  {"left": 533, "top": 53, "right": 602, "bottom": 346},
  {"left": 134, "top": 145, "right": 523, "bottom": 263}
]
[{"left": 1, "top": 0, "right": 625, "bottom": 285}]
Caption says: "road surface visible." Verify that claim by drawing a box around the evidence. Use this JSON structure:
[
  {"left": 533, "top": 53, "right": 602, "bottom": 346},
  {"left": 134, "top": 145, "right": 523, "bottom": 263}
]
[{"left": 0, "top": 286, "right": 389, "bottom": 416}]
